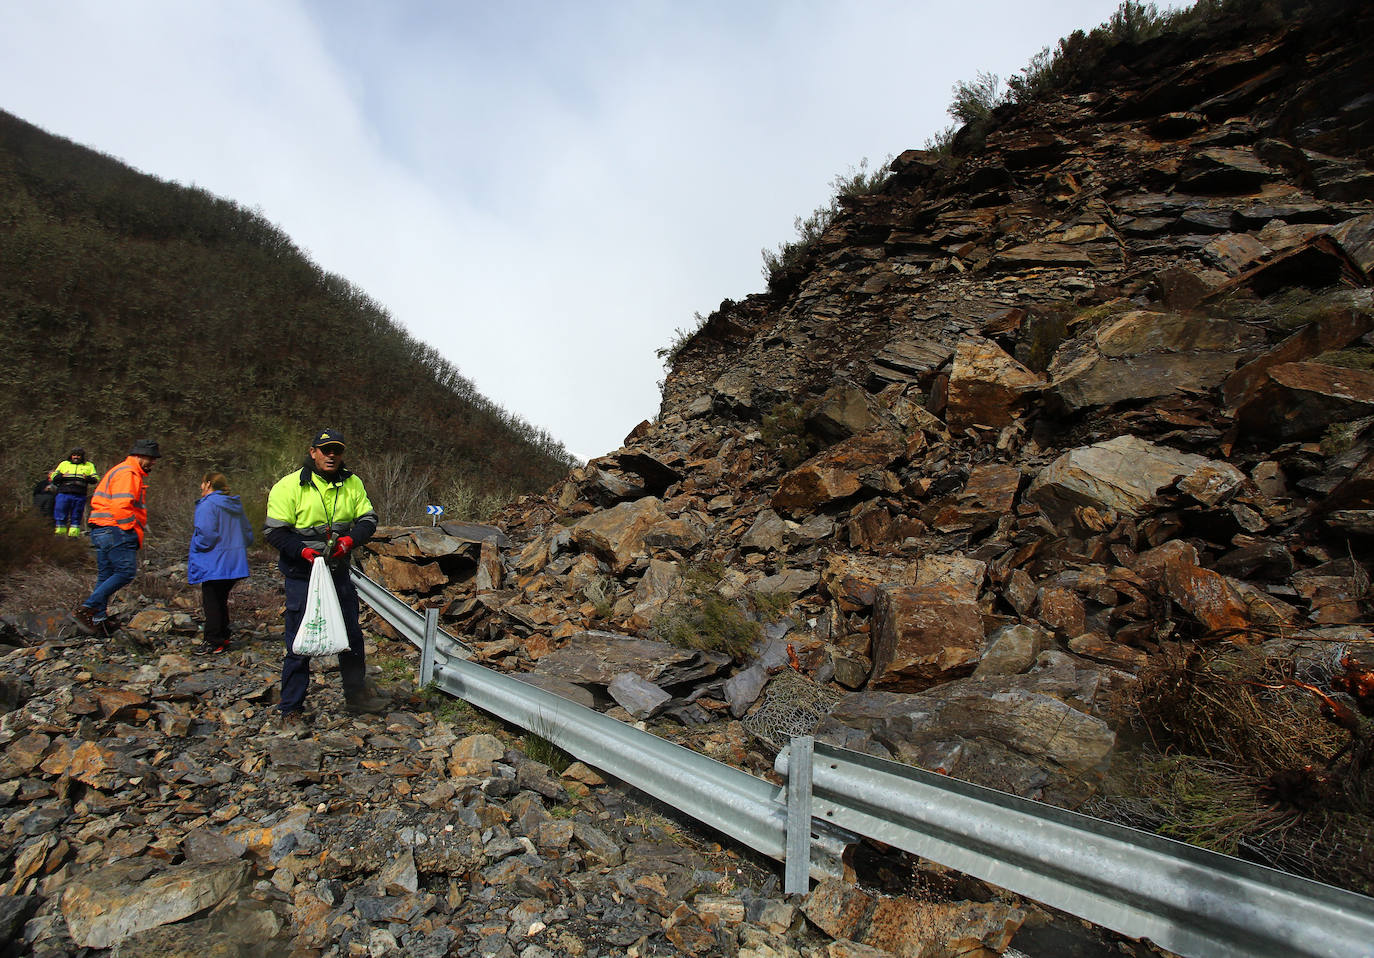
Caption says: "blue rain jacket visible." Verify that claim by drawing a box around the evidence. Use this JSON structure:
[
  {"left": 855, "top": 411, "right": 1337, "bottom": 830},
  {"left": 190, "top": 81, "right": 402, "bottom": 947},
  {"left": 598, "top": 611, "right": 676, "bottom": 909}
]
[{"left": 188, "top": 492, "right": 254, "bottom": 584}]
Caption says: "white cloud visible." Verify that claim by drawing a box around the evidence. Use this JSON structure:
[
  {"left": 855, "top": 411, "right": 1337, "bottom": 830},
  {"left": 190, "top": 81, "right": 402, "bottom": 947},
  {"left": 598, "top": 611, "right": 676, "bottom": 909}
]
[{"left": 2, "top": 0, "right": 1137, "bottom": 461}]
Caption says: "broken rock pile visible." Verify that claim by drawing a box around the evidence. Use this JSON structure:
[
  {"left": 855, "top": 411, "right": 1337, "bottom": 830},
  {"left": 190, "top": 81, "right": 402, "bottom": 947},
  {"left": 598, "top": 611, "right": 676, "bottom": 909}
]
[{"left": 368, "top": 2, "right": 1374, "bottom": 815}]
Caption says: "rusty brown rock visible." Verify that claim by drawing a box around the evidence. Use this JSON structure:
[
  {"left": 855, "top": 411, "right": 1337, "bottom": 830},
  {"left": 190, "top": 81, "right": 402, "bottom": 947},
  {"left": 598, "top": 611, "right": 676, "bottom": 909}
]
[
  {"left": 1234, "top": 362, "right": 1374, "bottom": 441},
  {"left": 959, "top": 462, "right": 1022, "bottom": 515},
  {"left": 95, "top": 688, "right": 148, "bottom": 721},
  {"left": 1, "top": 732, "right": 51, "bottom": 778},
  {"left": 1129, "top": 540, "right": 1201, "bottom": 583},
  {"left": 1293, "top": 572, "right": 1366, "bottom": 625},
  {"left": 663, "top": 902, "right": 722, "bottom": 955},
  {"left": 846, "top": 503, "right": 895, "bottom": 551},
  {"left": 1162, "top": 556, "right": 1253, "bottom": 641},
  {"left": 1039, "top": 586, "right": 1087, "bottom": 638},
  {"left": 772, "top": 429, "right": 905, "bottom": 514},
  {"left": 44, "top": 741, "right": 123, "bottom": 790},
  {"left": 474, "top": 539, "right": 503, "bottom": 592},
  {"left": 373, "top": 555, "right": 449, "bottom": 594},
  {"left": 570, "top": 497, "right": 670, "bottom": 573},
  {"left": 1068, "top": 632, "right": 1150, "bottom": 670},
  {"left": 1003, "top": 568, "right": 1037, "bottom": 618},
  {"left": 1222, "top": 304, "right": 1374, "bottom": 412},
  {"left": 869, "top": 581, "right": 983, "bottom": 691},
  {"left": 804, "top": 878, "right": 1025, "bottom": 958},
  {"left": 944, "top": 338, "right": 1042, "bottom": 431}
]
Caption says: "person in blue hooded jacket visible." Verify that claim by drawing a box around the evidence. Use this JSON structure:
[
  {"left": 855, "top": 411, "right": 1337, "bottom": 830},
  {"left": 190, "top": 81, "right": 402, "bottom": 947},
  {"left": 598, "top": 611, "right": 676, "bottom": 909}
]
[{"left": 188, "top": 472, "right": 254, "bottom": 654}]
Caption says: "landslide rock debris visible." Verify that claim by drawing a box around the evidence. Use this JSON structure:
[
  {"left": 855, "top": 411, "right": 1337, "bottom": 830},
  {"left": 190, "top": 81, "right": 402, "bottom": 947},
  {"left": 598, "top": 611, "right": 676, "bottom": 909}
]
[{"left": 6, "top": 3, "right": 1374, "bottom": 956}]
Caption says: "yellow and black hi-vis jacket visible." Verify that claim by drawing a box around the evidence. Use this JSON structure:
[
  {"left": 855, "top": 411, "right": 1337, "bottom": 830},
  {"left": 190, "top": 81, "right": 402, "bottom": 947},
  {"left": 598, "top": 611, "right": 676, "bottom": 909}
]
[
  {"left": 264, "top": 462, "right": 377, "bottom": 579},
  {"left": 49, "top": 459, "right": 99, "bottom": 497}
]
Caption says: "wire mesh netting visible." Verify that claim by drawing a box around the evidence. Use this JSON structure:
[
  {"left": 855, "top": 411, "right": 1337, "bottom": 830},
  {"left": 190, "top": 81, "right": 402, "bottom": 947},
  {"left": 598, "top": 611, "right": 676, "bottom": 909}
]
[{"left": 742, "top": 668, "right": 845, "bottom": 750}]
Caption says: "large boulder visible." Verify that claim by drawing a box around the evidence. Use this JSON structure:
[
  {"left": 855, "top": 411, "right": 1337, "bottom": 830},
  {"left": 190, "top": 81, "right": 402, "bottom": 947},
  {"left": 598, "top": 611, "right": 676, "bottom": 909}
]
[
  {"left": 819, "top": 651, "right": 1128, "bottom": 805},
  {"left": 1026, "top": 435, "right": 1244, "bottom": 527},
  {"left": 772, "top": 428, "right": 906, "bottom": 514},
  {"left": 868, "top": 581, "right": 984, "bottom": 692},
  {"left": 60, "top": 860, "right": 249, "bottom": 949},
  {"left": 1048, "top": 310, "right": 1262, "bottom": 410},
  {"left": 570, "top": 497, "right": 671, "bottom": 573},
  {"left": 944, "top": 338, "right": 1043, "bottom": 431}
]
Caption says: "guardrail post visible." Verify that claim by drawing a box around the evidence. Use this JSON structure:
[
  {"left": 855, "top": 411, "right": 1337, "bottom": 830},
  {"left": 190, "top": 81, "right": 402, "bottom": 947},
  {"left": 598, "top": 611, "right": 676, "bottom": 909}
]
[
  {"left": 784, "top": 735, "right": 814, "bottom": 895},
  {"left": 420, "top": 608, "right": 438, "bottom": 688}
]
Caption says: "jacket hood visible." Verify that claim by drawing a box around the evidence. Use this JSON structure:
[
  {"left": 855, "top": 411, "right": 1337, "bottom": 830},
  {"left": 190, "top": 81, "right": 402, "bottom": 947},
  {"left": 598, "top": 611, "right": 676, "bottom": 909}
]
[{"left": 201, "top": 491, "right": 246, "bottom": 516}]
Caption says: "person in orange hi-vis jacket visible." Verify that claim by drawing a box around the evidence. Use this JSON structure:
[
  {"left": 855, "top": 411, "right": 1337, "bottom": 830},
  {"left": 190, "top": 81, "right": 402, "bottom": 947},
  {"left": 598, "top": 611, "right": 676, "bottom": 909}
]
[{"left": 71, "top": 438, "right": 161, "bottom": 637}]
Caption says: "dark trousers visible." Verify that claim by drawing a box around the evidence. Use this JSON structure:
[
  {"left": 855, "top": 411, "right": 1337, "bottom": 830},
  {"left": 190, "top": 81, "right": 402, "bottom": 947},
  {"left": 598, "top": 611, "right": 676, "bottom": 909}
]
[
  {"left": 201, "top": 579, "right": 237, "bottom": 644},
  {"left": 279, "top": 568, "right": 366, "bottom": 714},
  {"left": 83, "top": 526, "right": 139, "bottom": 620}
]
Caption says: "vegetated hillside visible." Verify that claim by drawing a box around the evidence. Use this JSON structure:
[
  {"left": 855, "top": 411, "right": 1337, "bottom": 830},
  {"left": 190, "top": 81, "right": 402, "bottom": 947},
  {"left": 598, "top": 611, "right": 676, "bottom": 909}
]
[{"left": 0, "top": 110, "right": 577, "bottom": 522}]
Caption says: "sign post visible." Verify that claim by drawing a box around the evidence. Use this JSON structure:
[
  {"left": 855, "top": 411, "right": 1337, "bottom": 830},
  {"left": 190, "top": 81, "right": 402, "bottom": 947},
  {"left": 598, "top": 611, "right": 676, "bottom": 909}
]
[{"left": 425, "top": 504, "right": 444, "bottom": 527}]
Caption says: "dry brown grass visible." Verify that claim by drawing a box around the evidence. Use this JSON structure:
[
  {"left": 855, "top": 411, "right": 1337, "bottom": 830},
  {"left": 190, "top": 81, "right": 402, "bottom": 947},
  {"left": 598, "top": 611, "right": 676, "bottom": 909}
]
[
  {"left": 1, "top": 556, "right": 92, "bottom": 614},
  {"left": 1090, "top": 642, "right": 1374, "bottom": 894},
  {"left": 1131, "top": 644, "right": 1346, "bottom": 771},
  {"left": 0, "top": 509, "right": 94, "bottom": 613},
  {"left": 0, "top": 510, "right": 90, "bottom": 575}
]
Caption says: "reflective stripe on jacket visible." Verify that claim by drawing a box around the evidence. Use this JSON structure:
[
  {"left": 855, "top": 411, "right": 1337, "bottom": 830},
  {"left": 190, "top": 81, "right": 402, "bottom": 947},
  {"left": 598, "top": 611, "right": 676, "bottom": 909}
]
[
  {"left": 265, "top": 464, "right": 377, "bottom": 579},
  {"left": 88, "top": 456, "right": 149, "bottom": 545},
  {"left": 49, "top": 460, "right": 99, "bottom": 496}
]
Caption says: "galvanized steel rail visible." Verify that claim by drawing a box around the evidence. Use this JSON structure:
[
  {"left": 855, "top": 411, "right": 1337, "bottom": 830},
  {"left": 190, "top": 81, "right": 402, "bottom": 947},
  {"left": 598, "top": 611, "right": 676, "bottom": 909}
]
[
  {"left": 353, "top": 568, "right": 1374, "bottom": 958},
  {"left": 351, "top": 568, "right": 850, "bottom": 880},
  {"left": 777, "top": 741, "right": 1374, "bottom": 958}
]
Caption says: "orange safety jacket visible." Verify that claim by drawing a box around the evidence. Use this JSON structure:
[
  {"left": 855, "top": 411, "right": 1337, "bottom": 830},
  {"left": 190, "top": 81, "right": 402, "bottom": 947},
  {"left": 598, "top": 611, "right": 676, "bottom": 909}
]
[{"left": 88, "top": 456, "right": 150, "bottom": 546}]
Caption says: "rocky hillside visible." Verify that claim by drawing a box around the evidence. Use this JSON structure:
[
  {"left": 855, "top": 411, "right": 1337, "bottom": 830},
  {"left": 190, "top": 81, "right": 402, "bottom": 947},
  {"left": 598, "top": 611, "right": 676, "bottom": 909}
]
[
  {"left": 4, "top": 3, "right": 1374, "bottom": 957},
  {"left": 372, "top": 0, "right": 1374, "bottom": 892}
]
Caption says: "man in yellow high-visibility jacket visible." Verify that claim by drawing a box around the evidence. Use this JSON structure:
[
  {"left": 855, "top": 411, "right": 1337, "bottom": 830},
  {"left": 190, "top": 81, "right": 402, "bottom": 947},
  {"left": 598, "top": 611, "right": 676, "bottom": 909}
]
[
  {"left": 48, "top": 447, "right": 99, "bottom": 536},
  {"left": 265, "top": 428, "right": 385, "bottom": 727}
]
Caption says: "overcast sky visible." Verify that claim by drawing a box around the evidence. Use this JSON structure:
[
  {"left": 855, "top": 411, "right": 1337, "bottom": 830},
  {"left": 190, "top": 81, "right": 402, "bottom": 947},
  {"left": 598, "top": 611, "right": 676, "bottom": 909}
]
[{"left": 3, "top": 0, "right": 1140, "bottom": 462}]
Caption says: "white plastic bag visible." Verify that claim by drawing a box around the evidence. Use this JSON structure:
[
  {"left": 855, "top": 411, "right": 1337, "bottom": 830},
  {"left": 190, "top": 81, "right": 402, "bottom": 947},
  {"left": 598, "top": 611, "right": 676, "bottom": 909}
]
[{"left": 294, "top": 556, "right": 350, "bottom": 656}]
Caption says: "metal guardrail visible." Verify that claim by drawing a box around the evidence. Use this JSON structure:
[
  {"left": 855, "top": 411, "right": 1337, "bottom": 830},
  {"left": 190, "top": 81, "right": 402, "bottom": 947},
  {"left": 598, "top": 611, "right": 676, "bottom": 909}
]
[
  {"left": 777, "top": 741, "right": 1374, "bottom": 958},
  {"left": 352, "top": 569, "right": 852, "bottom": 881},
  {"left": 353, "top": 568, "right": 1374, "bottom": 958},
  {"left": 351, "top": 571, "right": 473, "bottom": 661}
]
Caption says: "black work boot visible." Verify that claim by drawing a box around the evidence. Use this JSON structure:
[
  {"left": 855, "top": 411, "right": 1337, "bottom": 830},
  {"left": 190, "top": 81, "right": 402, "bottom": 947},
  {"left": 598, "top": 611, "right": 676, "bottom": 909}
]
[{"left": 345, "top": 687, "right": 389, "bottom": 714}]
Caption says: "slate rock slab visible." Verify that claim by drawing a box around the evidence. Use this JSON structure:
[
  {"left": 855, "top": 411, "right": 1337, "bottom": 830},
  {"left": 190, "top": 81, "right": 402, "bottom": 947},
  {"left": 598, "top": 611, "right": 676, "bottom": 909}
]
[{"left": 61, "top": 859, "right": 250, "bottom": 949}]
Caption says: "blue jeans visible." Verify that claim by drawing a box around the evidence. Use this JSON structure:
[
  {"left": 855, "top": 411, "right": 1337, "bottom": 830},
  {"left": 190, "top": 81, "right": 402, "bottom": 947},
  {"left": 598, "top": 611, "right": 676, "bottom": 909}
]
[
  {"left": 279, "top": 568, "right": 366, "bottom": 714},
  {"left": 83, "top": 526, "right": 140, "bottom": 620}
]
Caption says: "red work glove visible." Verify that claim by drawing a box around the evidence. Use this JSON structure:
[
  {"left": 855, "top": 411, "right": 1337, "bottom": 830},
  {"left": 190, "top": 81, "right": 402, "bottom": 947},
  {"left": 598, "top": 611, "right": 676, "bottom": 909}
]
[
  {"left": 301, "top": 547, "right": 321, "bottom": 563},
  {"left": 330, "top": 536, "right": 354, "bottom": 560}
]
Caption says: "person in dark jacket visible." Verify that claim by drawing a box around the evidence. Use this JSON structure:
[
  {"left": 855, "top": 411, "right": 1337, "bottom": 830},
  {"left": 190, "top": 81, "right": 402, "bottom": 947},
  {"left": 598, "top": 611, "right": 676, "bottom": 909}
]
[
  {"left": 32, "top": 477, "right": 56, "bottom": 520},
  {"left": 188, "top": 473, "right": 254, "bottom": 654}
]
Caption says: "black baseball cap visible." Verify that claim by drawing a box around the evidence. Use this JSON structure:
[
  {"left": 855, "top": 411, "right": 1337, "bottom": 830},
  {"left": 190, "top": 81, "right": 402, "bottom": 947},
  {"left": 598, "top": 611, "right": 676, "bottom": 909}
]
[{"left": 311, "top": 429, "right": 346, "bottom": 449}]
